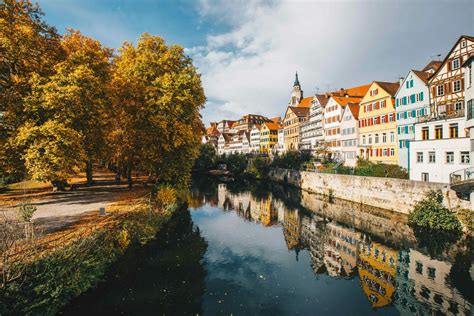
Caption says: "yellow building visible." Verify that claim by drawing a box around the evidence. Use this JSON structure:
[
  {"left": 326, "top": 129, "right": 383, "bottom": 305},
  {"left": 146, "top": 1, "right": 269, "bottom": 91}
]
[
  {"left": 283, "top": 101, "right": 310, "bottom": 151},
  {"left": 260, "top": 121, "right": 280, "bottom": 154},
  {"left": 357, "top": 241, "right": 398, "bottom": 309},
  {"left": 358, "top": 81, "right": 400, "bottom": 164}
]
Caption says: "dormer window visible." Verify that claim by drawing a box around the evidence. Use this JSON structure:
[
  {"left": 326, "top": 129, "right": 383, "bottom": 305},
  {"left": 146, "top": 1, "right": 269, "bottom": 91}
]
[
  {"left": 370, "top": 89, "right": 378, "bottom": 96},
  {"left": 452, "top": 58, "right": 460, "bottom": 70}
]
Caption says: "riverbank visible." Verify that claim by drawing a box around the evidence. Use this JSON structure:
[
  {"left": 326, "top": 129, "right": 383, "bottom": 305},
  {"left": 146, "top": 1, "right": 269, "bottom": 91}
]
[
  {"left": 0, "top": 187, "right": 178, "bottom": 315},
  {"left": 268, "top": 168, "right": 471, "bottom": 214}
]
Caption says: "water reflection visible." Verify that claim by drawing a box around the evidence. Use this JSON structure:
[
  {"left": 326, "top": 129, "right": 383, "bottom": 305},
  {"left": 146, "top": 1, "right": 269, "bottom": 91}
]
[{"left": 189, "top": 180, "right": 473, "bottom": 315}]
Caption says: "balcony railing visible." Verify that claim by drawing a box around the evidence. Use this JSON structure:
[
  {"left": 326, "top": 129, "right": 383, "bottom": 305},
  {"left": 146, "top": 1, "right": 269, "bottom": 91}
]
[
  {"left": 450, "top": 167, "right": 474, "bottom": 185},
  {"left": 417, "top": 109, "right": 465, "bottom": 123}
]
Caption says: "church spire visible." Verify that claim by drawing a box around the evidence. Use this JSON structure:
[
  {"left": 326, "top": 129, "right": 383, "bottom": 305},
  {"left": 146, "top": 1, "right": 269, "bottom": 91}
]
[{"left": 294, "top": 71, "right": 300, "bottom": 86}]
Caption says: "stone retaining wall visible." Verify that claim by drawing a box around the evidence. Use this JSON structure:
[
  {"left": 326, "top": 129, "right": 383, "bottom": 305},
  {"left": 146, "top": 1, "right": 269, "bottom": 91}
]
[{"left": 268, "top": 168, "right": 471, "bottom": 214}]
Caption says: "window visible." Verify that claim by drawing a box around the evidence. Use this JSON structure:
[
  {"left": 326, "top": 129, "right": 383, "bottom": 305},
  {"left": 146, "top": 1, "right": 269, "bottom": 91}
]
[
  {"left": 422, "top": 173, "right": 429, "bottom": 182},
  {"left": 381, "top": 115, "right": 386, "bottom": 123},
  {"left": 382, "top": 133, "right": 387, "bottom": 143},
  {"left": 452, "top": 58, "right": 460, "bottom": 70},
  {"left": 390, "top": 148, "right": 395, "bottom": 156},
  {"left": 362, "top": 135, "right": 366, "bottom": 145},
  {"left": 375, "top": 134, "right": 379, "bottom": 143},
  {"left": 417, "top": 152, "right": 423, "bottom": 163},
  {"left": 446, "top": 152, "right": 454, "bottom": 164},
  {"left": 429, "top": 152, "right": 436, "bottom": 163},
  {"left": 390, "top": 132, "right": 395, "bottom": 142},
  {"left": 461, "top": 41, "right": 467, "bottom": 48},
  {"left": 437, "top": 85, "right": 444, "bottom": 96},
  {"left": 422, "top": 127, "right": 429, "bottom": 140},
  {"left": 416, "top": 261, "right": 423, "bottom": 274},
  {"left": 449, "top": 124, "right": 458, "bottom": 138},
  {"left": 453, "top": 80, "right": 461, "bottom": 92},
  {"left": 427, "top": 267, "right": 436, "bottom": 279},
  {"left": 461, "top": 151, "right": 470, "bottom": 164},
  {"left": 454, "top": 101, "right": 463, "bottom": 110},
  {"left": 435, "top": 125, "right": 443, "bottom": 139},
  {"left": 368, "top": 135, "right": 372, "bottom": 144}
]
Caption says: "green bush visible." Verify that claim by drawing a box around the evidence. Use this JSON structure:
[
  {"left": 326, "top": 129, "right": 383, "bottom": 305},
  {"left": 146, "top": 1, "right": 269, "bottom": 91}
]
[
  {"left": 247, "top": 156, "right": 270, "bottom": 179},
  {"left": 354, "top": 158, "right": 408, "bottom": 179},
  {"left": 409, "top": 190, "right": 462, "bottom": 232},
  {"left": 271, "top": 150, "right": 312, "bottom": 170}
]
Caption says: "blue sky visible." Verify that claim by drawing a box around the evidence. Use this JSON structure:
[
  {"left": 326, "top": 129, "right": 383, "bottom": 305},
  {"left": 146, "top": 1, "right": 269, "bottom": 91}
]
[{"left": 38, "top": 0, "right": 474, "bottom": 125}]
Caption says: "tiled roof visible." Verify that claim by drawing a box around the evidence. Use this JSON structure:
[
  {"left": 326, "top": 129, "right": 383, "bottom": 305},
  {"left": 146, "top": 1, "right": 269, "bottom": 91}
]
[
  {"left": 421, "top": 60, "right": 442, "bottom": 73},
  {"left": 289, "top": 106, "right": 310, "bottom": 116},
  {"left": 412, "top": 70, "right": 430, "bottom": 84},
  {"left": 270, "top": 116, "right": 281, "bottom": 124},
  {"left": 344, "top": 84, "right": 371, "bottom": 97},
  {"left": 263, "top": 122, "right": 279, "bottom": 130},
  {"left": 374, "top": 81, "right": 400, "bottom": 97},
  {"left": 314, "top": 94, "right": 330, "bottom": 107},
  {"left": 345, "top": 103, "right": 360, "bottom": 120},
  {"left": 332, "top": 96, "right": 362, "bottom": 106},
  {"left": 298, "top": 96, "right": 313, "bottom": 108}
]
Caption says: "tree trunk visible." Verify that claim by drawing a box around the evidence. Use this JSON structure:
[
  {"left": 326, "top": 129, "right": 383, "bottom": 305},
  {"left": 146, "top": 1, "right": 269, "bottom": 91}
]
[
  {"left": 86, "top": 160, "right": 93, "bottom": 185},
  {"left": 127, "top": 160, "right": 132, "bottom": 190},
  {"left": 52, "top": 180, "right": 67, "bottom": 191}
]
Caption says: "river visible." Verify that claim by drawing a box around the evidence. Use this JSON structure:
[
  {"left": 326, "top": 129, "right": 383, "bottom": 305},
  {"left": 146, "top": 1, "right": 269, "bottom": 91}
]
[{"left": 62, "top": 179, "right": 473, "bottom": 315}]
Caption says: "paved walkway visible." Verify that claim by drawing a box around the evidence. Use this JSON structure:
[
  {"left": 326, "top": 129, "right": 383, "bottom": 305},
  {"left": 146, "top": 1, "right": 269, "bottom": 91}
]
[{"left": 2, "top": 171, "right": 145, "bottom": 234}]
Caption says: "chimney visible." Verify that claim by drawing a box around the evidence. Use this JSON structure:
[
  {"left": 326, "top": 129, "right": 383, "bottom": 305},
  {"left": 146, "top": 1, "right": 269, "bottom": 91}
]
[{"left": 399, "top": 77, "right": 404, "bottom": 86}]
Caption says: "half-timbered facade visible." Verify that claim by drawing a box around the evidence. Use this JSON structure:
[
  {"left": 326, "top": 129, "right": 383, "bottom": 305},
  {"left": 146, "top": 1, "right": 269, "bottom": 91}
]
[{"left": 428, "top": 35, "right": 474, "bottom": 119}]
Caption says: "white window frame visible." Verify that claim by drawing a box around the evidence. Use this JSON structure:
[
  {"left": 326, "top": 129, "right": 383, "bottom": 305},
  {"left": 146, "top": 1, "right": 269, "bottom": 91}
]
[
  {"left": 428, "top": 151, "right": 436, "bottom": 163},
  {"left": 460, "top": 151, "right": 470, "bottom": 164},
  {"left": 452, "top": 58, "right": 460, "bottom": 70},
  {"left": 437, "top": 85, "right": 444, "bottom": 96},
  {"left": 446, "top": 152, "right": 454, "bottom": 164},
  {"left": 453, "top": 80, "right": 461, "bottom": 92},
  {"left": 417, "top": 152, "right": 423, "bottom": 163}
]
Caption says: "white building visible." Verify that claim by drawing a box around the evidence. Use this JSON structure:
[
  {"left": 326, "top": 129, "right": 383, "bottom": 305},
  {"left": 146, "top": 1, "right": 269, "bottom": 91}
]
[
  {"left": 250, "top": 124, "right": 262, "bottom": 154},
  {"left": 217, "top": 133, "right": 233, "bottom": 155},
  {"left": 241, "top": 131, "right": 251, "bottom": 154},
  {"left": 324, "top": 96, "right": 362, "bottom": 160},
  {"left": 276, "top": 127, "right": 285, "bottom": 155},
  {"left": 299, "top": 94, "right": 329, "bottom": 154},
  {"left": 410, "top": 35, "right": 473, "bottom": 184},
  {"left": 340, "top": 103, "right": 360, "bottom": 167},
  {"left": 409, "top": 118, "right": 470, "bottom": 183},
  {"left": 395, "top": 69, "right": 432, "bottom": 172}
]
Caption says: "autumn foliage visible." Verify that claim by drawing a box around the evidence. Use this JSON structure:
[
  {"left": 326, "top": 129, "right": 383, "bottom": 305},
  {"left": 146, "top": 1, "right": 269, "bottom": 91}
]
[{"left": 0, "top": 1, "right": 205, "bottom": 189}]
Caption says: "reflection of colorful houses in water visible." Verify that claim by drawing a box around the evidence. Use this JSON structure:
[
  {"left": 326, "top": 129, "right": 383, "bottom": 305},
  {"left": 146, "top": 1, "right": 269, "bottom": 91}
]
[
  {"left": 300, "top": 214, "right": 326, "bottom": 274},
  {"left": 259, "top": 196, "right": 278, "bottom": 226},
  {"left": 324, "top": 223, "right": 361, "bottom": 277},
  {"left": 405, "top": 249, "right": 471, "bottom": 316},
  {"left": 283, "top": 208, "right": 303, "bottom": 255},
  {"left": 357, "top": 241, "right": 397, "bottom": 309}
]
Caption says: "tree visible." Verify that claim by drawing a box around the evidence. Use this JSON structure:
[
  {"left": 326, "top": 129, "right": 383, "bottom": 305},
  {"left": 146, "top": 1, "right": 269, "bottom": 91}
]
[
  {"left": 0, "top": 0, "right": 64, "bottom": 179},
  {"left": 194, "top": 143, "right": 217, "bottom": 173},
  {"left": 21, "top": 29, "right": 112, "bottom": 185},
  {"left": 110, "top": 34, "right": 205, "bottom": 188},
  {"left": 15, "top": 120, "right": 85, "bottom": 190}
]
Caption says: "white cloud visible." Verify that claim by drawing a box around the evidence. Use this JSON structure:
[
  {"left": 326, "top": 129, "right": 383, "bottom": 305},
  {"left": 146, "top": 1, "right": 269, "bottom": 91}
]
[{"left": 191, "top": 0, "right": 473, "bottom": 125}]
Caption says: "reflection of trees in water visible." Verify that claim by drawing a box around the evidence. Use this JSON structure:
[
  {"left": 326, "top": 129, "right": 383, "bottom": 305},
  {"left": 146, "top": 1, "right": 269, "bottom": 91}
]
[{"left": 62, "top": 208, "right": 208, "bottom": 315}]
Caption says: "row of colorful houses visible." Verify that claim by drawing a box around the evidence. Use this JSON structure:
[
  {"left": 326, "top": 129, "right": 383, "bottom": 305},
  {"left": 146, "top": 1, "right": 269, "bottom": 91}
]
[{"left": 204, "top": 35, "right": 474, "bottom": 186}]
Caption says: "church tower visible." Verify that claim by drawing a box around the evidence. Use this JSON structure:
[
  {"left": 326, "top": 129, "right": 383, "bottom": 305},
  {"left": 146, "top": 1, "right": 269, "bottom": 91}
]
[{"left": 290, "top": 72, "right": 303, "bottom": 106}]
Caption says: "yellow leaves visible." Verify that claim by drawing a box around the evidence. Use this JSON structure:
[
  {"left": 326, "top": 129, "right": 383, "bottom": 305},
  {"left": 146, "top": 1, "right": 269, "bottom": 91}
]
[{"left": 16, "top": 120, "right": 85, "bottom": 182}]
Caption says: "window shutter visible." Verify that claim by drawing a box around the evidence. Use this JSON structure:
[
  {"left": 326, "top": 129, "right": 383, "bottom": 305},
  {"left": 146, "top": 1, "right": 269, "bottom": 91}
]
[
  {"left": 447, "top": 60, "right": 451, "bottom": 72},
  {"left": 385, "top": 114, "right": 389, "bottom": 122},
  {"left": 461, "top": 78, "right": 464, "bottom": 91},
  {"left": 446, "top": 82, "right": 450, "bottom": 94},
  {"left": 432, "top": 86, "right": 436, "bottom": 97},
  {"left": 420, "top": 91, "right": 424, "bottom": 101}
]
